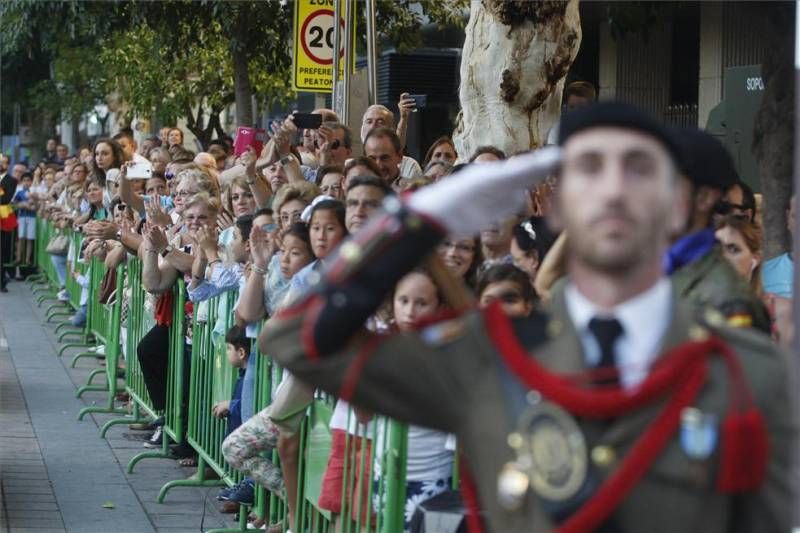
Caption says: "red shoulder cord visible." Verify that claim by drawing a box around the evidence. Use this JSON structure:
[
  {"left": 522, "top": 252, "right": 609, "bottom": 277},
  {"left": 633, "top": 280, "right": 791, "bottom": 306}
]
[{"left": 457, "top": 304, "right": 769, "bottom": 533}]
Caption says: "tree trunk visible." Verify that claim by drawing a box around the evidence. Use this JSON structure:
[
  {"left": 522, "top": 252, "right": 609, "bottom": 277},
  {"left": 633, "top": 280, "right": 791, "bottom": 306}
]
[
  {"left": 453, "top": 0, "right": 581, "bottom": 160},
  {"left": 753, "top": 3, "right": 794, "bottom": 259},
  {"left": 184, "top": 104, "right": 214, "bottom": 150},
  {"left": 232, "top": 11, "right": 254, "bottom": 127}
]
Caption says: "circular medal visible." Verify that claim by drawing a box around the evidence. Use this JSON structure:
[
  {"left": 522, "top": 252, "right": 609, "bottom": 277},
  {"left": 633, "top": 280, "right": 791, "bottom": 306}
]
[{"left": 517, "top": 401, "right": 588, "bottom": 502}]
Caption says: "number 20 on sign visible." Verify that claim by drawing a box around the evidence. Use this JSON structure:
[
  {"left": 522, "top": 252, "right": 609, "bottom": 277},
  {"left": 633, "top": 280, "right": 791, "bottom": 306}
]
[{"left": 293, "top": 0, "right": 355, "bottom": 93}]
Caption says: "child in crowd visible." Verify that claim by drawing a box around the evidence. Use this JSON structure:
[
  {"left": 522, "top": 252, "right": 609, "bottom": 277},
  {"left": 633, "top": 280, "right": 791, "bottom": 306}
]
[
  {"left": 11, "top": 172, "right": 35, "bottom": 276},
  {"left": 211, "top": 325, "right": 250, "bottom": 439},
  {"left": 476, "top": 263, "right": 536, "bottom": 318},
  {"left": 509, "top": 216, "right": 557, "bottom": 286},
  {"left": 222, "top": 222, "right": 316, "bottom": 517},
  {"left": 319, "top": 269, "right": 455, "bottom": 531}
]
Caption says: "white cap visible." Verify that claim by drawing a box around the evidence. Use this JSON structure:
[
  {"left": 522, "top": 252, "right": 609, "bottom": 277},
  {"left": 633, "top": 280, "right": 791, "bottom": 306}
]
[{"left": 105, "top": 168, "right": 120, "bottom": 183}]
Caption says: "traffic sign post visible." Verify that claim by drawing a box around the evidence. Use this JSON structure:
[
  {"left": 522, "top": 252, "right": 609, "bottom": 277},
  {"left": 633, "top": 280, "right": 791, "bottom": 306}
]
[{"left": 293, "top": 0, "right": 354, "bottom": 93}]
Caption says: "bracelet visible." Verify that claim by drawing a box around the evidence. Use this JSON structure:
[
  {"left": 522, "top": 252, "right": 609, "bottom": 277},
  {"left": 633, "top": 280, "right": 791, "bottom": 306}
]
[{"left": 251, "top": 264, "right": 268, "bottom": 276}]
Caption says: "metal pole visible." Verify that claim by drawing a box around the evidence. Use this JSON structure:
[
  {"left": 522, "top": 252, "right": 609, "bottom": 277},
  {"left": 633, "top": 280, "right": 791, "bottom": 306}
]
[
  {"left": 342, "top": 0, "right": 354, "bottom": 124},
  {"left": 366, "top": 0, "right": 378, "bottom": 106},
  {"left": 332, "top": 0, "right": 342, "bottom": 116}
]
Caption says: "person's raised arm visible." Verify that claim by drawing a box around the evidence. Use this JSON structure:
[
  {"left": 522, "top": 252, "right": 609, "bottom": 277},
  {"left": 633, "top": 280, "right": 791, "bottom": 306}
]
[
  {"left": 396, "top": 92, "right": 415, "bottom": 150},
  {"left": 141, "top": 222, "right": 179, "bottom": 293},
  {"left": 235, "top": 224, "right": 273, "bottom": 323},
  {"left": 270, "top": 115, "right": 306, "bottom": 185},
  {"left": 246, "top": 147, "right": 272, "bottom": 208},
  {"left": 118, "top": 163, "right": 145, "bottom": 214}
]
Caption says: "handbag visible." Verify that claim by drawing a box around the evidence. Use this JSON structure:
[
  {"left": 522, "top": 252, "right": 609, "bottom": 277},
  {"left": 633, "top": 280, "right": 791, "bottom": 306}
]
[
  {"left": 97, "top": 267, "right": 117, "bottom": 304},
  {"left": 46, "top": 234, "right": 69, "bottom": 256}
]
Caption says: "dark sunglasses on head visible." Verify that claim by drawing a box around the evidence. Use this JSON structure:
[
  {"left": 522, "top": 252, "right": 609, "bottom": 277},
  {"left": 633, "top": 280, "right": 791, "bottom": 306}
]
[{"left": 715, "top": 201, "right": 751, "bottom": 217}]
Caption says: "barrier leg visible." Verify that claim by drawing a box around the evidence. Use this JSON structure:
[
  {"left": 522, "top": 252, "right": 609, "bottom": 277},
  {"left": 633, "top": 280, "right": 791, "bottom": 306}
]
[
  {"left": 76, "top": 368, "right": 106, "bottom": 397},
  {"left": 100, "top": 401, "right": 150, "bottom": 438},
  {"left": 127, "top": 424, "right": 171, "bottom": 473},
  {"left": 36, "top": 293, "right": 59, "bottom": 305},
  {"left": 156, "top": 456, "right": 224, "bottom": 503},
  {"left": 70, "top": 349, "right": 100, "bottom": 368},
  {"left": 206, "top": 507, "right": 250, "bottom": 533},
  {"left": 47, "top": 311, "right": 74, "bottom": 323},
  {"left": 45, "top": 303, "right": 70, "bottom": 317},
  {"left": 55, "top": 322, "right": 80, "bottom": 335},
  {"left": 57, "top": 340, "right": 91, "bottom": 357},
  {"left": 78, "top": 398, "right": 127, "bottom": 420}
]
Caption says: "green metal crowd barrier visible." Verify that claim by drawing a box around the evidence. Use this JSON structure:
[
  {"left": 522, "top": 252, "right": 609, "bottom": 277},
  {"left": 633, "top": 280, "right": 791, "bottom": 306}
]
[
  {"left": 125, "top": 278, "right": 189, "bottom": 473},
  {"left": 55, "top": 232, "right": 95, "bottom": 351},
  {"left": 100, "top": 257, "right": 156, "bottom": 438},
  {"left": 76, "top": 260, "right": 127, "bottom": 421},
  {"left": 33, "top": 233, "right": 418, "bottom": 532},
  {"left": 26, "top": 216, "right": 49, "bottom": 286},
  {"left": 158, "top": 292, "right": 237, "bottom": 505}
]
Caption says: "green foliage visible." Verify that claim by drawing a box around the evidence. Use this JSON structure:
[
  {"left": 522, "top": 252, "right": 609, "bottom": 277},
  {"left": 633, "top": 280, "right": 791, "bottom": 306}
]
[
  {"left": 2, "top": 0, "right": 468, "bottom": 135},
  {"left": 376, "top": 0, "right": 468, "bottom": 52}
]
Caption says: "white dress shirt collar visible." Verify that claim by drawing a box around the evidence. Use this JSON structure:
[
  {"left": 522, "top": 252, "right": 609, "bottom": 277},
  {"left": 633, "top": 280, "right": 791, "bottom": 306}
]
[{"left": 564, "top": 278, "right": 673, "bottom": 389}]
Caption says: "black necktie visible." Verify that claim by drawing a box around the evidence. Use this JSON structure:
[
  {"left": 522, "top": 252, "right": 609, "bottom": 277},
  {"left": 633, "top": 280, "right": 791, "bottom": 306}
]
[{"left": 587, "top": 317, "right": 624, "bottom": 386}]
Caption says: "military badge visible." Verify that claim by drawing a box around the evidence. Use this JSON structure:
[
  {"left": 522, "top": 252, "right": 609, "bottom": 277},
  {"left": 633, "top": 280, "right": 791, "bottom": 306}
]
[
  {"left": 680, "top": 407, "right": 718, "bottom": 460},
  {"left": 499, "top": 392, "right": 588, "bottom": 510}
]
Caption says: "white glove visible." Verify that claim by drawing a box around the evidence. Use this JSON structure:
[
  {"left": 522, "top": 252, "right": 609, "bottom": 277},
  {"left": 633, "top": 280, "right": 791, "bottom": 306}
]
[{"left": 407, "top": 146, "right": 560, "bottom": 236}]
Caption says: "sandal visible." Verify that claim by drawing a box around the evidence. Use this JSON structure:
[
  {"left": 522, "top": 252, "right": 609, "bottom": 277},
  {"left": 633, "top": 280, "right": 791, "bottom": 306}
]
[{"left": 178, "top": 457, "right": 197, "bottom": 467}]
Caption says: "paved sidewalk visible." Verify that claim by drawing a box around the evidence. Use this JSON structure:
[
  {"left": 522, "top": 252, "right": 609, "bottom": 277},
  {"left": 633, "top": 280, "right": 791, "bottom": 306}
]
[{"left": 0, "top": 280, "right": 238, "bottom": 533}]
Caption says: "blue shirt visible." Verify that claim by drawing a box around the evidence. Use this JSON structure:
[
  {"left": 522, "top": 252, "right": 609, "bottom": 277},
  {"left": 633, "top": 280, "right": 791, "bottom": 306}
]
[
  {"left": 227, "top": 367, "right": 246, "bottom": 435},
  {"left": 11, "top": 187, "right": 34, "bottom": 217},
  {"left": 762, "top": 252, "right": 793, "bottom": 298}
]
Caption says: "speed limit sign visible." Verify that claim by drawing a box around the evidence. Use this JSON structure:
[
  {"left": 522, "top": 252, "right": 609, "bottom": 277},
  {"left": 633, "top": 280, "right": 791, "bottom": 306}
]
[{"left": 293, "top": 0, "right": 354, "bottom": 92}]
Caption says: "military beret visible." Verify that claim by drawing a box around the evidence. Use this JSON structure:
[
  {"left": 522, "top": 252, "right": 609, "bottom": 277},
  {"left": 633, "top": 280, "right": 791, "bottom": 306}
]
[
  {"left": 672, "top": 127, "right": 738, "bottom": 190},
  {"left": 558, "top": 101, "right": 683, "bottom": 165}
]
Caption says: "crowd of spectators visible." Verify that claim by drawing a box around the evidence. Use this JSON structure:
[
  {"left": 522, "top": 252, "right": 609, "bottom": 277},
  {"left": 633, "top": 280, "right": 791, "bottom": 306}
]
[{"left": 0, "top": 80, "right": 795, "bottom": 531}]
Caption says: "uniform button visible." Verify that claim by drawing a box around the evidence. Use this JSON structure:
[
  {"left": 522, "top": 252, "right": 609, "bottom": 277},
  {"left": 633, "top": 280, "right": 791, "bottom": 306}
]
[
  {"left": 688, "top": 325, "right": 710, "bottom": 341},
  {"left": 547, "top": 320, "right": 563, "bottom": 337},
  {"left": 591, "top": 445, "right": 615, "bottom": 468}
]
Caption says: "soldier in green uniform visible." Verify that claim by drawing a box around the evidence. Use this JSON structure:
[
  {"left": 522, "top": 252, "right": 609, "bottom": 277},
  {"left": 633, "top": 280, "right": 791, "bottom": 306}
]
[
  {"left": 262, "top": 102, "right": 795, "bottom": 532},
  {"left": 667, "top": 128, "right": 771, "bottom": 332}
]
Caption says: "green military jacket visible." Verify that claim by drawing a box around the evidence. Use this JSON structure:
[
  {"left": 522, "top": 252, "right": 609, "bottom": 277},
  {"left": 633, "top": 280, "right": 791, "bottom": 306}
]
[
  {"left": 671, "top": 245, "right": 771, "bottom": 332},
  {"left": 264, "top": 284, "right": 795, "bottom": 533}
]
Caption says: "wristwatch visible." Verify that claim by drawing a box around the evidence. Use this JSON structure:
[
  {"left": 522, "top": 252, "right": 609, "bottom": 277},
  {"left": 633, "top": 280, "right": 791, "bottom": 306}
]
[{"left": 160, "top": 244, "right": 174, "bottom": 258}]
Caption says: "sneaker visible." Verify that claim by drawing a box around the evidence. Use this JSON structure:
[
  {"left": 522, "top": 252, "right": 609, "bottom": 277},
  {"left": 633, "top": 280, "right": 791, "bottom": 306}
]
[
  {"left": 227, "top": 479, "right": 255, "bottom": 506},
  {"left": 218, "top": 479, "right": 245, "bottom": 501},
  {"left": 217, "top": 484, "right": 236, "bottom": 501},
  {"left": 142, "top": 426, "right": 163, "bottom": 448},
  {"left": 89, "top": 345, "right": 106, "bottom": 355},
  {"left": 57, "top": 289, "right": 69, "bottom": 302}
]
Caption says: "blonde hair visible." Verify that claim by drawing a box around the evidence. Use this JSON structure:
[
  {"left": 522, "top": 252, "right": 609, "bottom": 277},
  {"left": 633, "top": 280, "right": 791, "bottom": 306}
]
[
  {"left": 184, "top": 191, "right": 221, "bottom": 215},
  {"left": 176, "top": 165, "right": 218, "bottom": 197},
  {"left": 273, "top": 182, "right": 320, "bottom": 215}
]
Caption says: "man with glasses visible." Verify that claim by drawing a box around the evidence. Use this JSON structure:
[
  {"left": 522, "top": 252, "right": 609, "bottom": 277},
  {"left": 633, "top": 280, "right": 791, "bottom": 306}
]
[
  {"left": 668, "top": 128, "right": 770, "bottom": 331},
  {"left": 315, "top": 165, "right": 345, "bottom": 200}
]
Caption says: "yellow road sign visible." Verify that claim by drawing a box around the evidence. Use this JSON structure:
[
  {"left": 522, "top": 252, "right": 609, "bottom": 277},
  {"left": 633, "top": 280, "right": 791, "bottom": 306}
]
[{"left": 293, "top": 0, "right": 354, "bottom": 93}]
